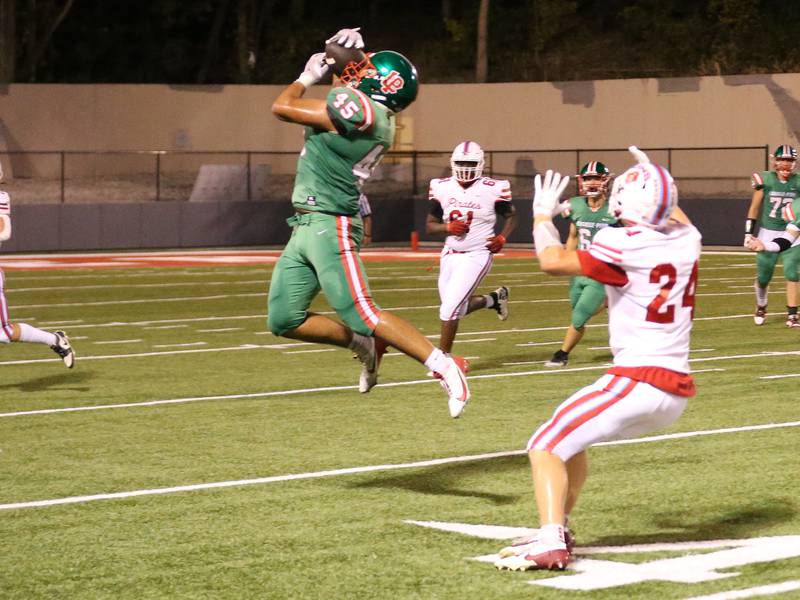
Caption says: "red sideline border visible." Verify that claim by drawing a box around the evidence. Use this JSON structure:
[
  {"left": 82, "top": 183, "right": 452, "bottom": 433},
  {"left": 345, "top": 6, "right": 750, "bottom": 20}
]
[{"left": 0, "top": 248, "right": 534, "bottom": 271}]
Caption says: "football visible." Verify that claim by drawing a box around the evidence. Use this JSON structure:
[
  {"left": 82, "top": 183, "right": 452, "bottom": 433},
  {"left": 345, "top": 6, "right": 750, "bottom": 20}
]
[{"left": 324, "top": 41, "right": 366, "bottom": 77}]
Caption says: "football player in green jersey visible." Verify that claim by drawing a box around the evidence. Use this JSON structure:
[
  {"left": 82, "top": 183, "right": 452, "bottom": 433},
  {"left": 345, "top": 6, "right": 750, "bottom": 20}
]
[
  {"left": 545, "top": 162, "right": 618, "bottom": 367},
  {"left": 268, "top": 28, "right": 471, "bottom": 418},
  {"left": 745, "top": 145, "right": 800, "bottom": 327},
  {"left": 746, "top": 194, "right": 800, "bottom": 320}
]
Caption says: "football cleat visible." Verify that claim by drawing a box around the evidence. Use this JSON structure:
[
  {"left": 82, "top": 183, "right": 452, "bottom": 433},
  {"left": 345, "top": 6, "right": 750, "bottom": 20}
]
[
  {"left": 498, "top": 528, "right": 575, "bottom": 558},
  {"left": 787, "top": 314, "right": 800, "bottom": 328},
  {"left": 754, "top": 305, "right": 767, "bottom": 326},
  {"left": 545, "top": 350, "right": 569, "bottom": 367},
  {"left": 358, "top": 336, "right": 388, "bottom": 393},
  {"left": 493, "top": 286, "right": 509, "bottom": 321},
  {"left": 50, "top": 331, "right": 75, "bottom": 369},
  {"left": 495, "top": 538, "right": 571, "bottom": 571},
  {"left": 435, "top": 355, "right": 470, "bottom": 418}
]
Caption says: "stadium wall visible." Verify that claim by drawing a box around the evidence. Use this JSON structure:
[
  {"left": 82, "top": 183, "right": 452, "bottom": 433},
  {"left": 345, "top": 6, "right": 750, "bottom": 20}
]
[
  {"left": 0, "top": 73, "right": 795, "bottom": 250},
  {"left": 1, "top": 73, "right": 799, "bottom": 153}
]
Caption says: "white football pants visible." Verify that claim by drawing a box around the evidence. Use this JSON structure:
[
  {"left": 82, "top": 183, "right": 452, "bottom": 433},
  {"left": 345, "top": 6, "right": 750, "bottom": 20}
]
[{"left": 438, "top": 248, "right": 493, "bottom": 321}]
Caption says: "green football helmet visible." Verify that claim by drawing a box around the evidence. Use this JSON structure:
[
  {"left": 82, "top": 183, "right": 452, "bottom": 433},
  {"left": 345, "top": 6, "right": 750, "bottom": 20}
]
[
  {"left": 772, "top": 144, "right": 797, "bottom": 179},
  {"left": 578, "top": 160, "right": 611, "bottom": 197},
  {"left": 340, "top": 50, "right": 419, "bottom": 113}
]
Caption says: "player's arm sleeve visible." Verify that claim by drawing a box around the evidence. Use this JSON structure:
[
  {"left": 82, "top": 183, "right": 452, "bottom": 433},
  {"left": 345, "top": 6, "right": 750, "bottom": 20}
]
[
  {"left": 750, "top": 172, "right": 765, "bottom": 190},
  {"left": 494, "top": 200, "right": 514, "bottom": 217},
  {"left": 326, "top": 87, "right": 376, "bottom": 137},
  {"left": 428, "top": 182, "right": 444, "bottom": 220},
  {"left": 578, "top": 229, "right": 629, "bottom": 286},
  {"left": 576, "top": 250, "right": 628, "bottom": 286}
]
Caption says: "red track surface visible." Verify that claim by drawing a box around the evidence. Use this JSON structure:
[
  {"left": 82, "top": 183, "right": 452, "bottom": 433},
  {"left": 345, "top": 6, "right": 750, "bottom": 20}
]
[{"left": 0, "top": 248, "right": 534, "bottom": 271}]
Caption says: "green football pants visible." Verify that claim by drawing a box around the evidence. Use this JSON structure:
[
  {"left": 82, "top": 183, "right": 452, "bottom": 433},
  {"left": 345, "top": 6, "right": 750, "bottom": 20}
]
[
  {"left": 569, "top": 276, "right": 607, "bottom": 329},
  {"left": 267, "top": 212, "right": 381, "bottom": 337}
]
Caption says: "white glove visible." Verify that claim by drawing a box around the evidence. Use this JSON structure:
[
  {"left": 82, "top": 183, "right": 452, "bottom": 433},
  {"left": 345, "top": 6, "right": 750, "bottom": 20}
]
[
  {"left": 629, "top": 145, "right": 650, "bottom": 164},
  {"left": 533, "top": 170, "right": 570, "bottom": 217},
  {"left": 744, "top": 233, "right": 754, "bottom": 247},
  {"left": 326, "top": 27, "right": 364, "bottom": 49},
  {"left": 296, "top": 52, "right": 330, "bottom": 88},
  {"left": 745, "top": 236, "right": 765, "bottom": 252}
]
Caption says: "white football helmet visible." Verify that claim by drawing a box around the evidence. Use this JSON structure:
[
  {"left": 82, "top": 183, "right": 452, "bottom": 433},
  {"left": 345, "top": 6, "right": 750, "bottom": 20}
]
[
  {"left": 609, "top": 161, "right": 678, "bottom": 228},
  {"left": 450, "top": 141, "right": 484, "bottom": 183}
]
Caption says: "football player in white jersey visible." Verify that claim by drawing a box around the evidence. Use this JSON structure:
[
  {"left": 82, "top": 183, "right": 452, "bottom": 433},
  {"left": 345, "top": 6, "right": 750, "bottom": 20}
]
[
  {"left": 0, "top": 165, "right": 76, "bottom": 367},
  {"left": 426, "top": 141, "right": 517, "bottom": 355},
  {"left": 495, "top": 147, "right": 701, "bottom": 572}
]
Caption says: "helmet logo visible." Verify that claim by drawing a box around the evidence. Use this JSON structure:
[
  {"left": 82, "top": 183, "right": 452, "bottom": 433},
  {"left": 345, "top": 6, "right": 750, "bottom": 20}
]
[
  {"left": 625, "top": 170, "right": 640, "bottom": 183},
  {"left": 380, "top": 70, "right": 405, "bottom": 94}
]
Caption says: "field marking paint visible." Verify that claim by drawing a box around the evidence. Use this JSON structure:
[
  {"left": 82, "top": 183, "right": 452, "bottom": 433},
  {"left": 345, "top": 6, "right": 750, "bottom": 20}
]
[
  {"left": 0, "top": 420, "right": 798, "bottom": 511},
  {"left": 285, "top": 349, "right": 336, "bottom": 354},
  {"left": 683, "top": 581, "right": 800, "bottom": 600},
  {"left": 93, "top": 339, "right": 142, "bottom": 345},
  {"left": 760, "top": 373, "right": 800, "bottom": 380},
  {"left": 153, "top": 342, "right": 207, "bottom": 348},
  {"left": 12, "top": 292, "right": 265, "bottom": 309},
  {"left": 6, "top": 305, "right": 756, "bottom": 334},
  {"left": 0, "top": 367, "right": 725, "bottom": 419},
  {"left": 7, "top": 279, "right": 264, "bottom": 293},
  {"left": 196, "top": 328, "right": 243, "bottom": 333},
  {"left": 0, "top": 344, "right": 273, "bottom": 366}
]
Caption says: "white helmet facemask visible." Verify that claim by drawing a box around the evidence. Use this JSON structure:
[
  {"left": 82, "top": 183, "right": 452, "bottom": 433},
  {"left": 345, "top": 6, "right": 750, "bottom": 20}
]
[
  {"left": 609, "top": 154, "right": 678, "bottom": 229},
  {"left": 450, "top": 141, "right": 485, "bottom": 183}
]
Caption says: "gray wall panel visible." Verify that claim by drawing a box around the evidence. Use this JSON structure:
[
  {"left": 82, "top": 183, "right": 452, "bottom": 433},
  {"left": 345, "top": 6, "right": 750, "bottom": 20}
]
[
  {"left": 60, "top": 205, "right": 101, "bottom": 250},
  {"left": 141, "top": 202, "right": 181, "bottom": 248},
  {"left": 179, "top": 202, "right": 222, "bottom": 247},
  {"left": 100, "top": 204, "right": 142, "bottom": 249},
  {"left": 1, "top": 199, "right": 750, "bottom": 253},
  {"left": 15, "top": 205, "right": 61, "bottom": 251}
]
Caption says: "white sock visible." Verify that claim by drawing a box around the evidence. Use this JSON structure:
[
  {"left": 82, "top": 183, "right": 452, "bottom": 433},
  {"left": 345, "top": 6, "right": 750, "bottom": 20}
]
[
  {"left": 484, "top": 293, "right": 495, "bottom": 309},
  {"left": 540, "top": 523, "right": 566, "bottom": 546},
  {"left": 424, "top": 348, "right": 450, "bottom": 374},
  {"left": 348, "top": 332, "right": 371, "bottom": 354},
  {"left": 18, "top": 323, "right": 57, "bottom": 346},
  {"left": 754, "top": 281, "right": 768, "bottom": 306}
]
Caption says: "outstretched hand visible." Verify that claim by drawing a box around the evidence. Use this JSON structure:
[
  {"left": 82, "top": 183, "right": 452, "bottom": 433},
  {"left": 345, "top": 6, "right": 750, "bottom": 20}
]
[
  {"left": 533, "top": 170, "right": 570, "bottom": 217},
  {"left": 326, "top": 27, "right": 364, "bottom": 49}
]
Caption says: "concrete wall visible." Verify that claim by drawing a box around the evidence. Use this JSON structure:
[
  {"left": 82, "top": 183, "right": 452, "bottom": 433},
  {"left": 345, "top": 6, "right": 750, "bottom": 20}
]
[
  {"left": 0, "top": 74, "right": 792, "bottom": 250},
  {"left": 1, "top": 73, "right": 800, "bottom": 156}
]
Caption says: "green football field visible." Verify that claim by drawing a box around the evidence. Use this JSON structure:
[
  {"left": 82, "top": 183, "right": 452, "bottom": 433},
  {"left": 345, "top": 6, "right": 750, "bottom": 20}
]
[{"left": 1, "top": 250, "right": 800, "bottom": 599}]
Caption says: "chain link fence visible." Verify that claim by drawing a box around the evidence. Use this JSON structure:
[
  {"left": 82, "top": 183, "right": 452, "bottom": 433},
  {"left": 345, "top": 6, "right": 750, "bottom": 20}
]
[{"left": 0, "top": 146, "right": 769, "bottom": 204}]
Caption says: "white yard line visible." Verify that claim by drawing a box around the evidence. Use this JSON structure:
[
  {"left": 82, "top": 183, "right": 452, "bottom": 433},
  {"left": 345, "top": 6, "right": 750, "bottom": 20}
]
[
  {"left": 196, "top": 327, "right": 244, "bottom": 333},
  {"left": 285, "top": 349, "right": 336, "bottom": 354},
  {"left": 7, "top": 280, "right": 264, "bottom": 293},
  {"left": 683, "top": 580, "right": 800, "bottom": 600},
  {"left": 0, "top": 367, "right": 724, "bottom": 419},
  {"left": 93, "top": 339, "right": 142, "bottom": 345},
  {"left": 0, "top": 418, "right": 796, "bottom": 511},
  {"left": 153, "top": 342, "right": 208, "bottom": 348},
  {"left": 12, "top": 292, "right": 265, "bottom": 309}
]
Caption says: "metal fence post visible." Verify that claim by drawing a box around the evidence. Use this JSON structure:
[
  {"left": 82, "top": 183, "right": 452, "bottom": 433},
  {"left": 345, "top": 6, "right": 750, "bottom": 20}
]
[
  {"left": 668, "top": 148, "right": 672, "bottom": 172},
  {"left": 155, "top": 153, "right": 161, "bottom": 201},
  {"left": 247, "top": 152, "right": 252, "bottom": 201},
  {"left": 60, "top": 152, "right": 65, "bottom": 203},
  {"left": 412, "top": 151, "right": 418, "bottom": 196},
  {"left": 765, "top": 144, "right": 769, "bottom": 170}
]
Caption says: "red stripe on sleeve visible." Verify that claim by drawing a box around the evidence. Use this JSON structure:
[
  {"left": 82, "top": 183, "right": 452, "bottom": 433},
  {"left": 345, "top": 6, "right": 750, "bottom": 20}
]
[{"left": 577, "top": 250, "right": 628, "bottom": 286}]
